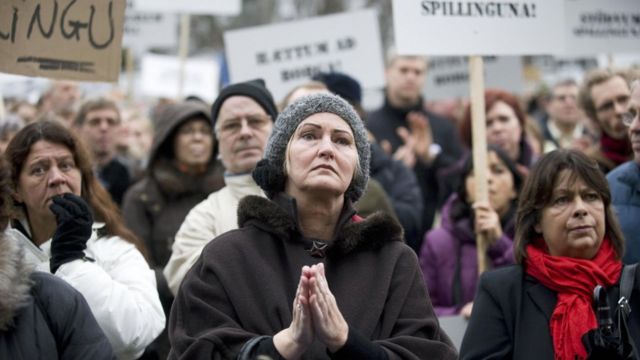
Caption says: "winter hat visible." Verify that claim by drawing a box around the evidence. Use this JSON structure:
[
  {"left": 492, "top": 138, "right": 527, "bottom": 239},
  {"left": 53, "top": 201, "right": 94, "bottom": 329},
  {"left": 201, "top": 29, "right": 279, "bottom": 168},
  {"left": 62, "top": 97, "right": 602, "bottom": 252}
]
[
  {"left": 252, "top": 93, "right": 370, "bottom": 202},
  {"left": 210, "top": 79, "right": 278, "bottom": 130},
  {"left": 312, "top": 72, "right": 362, "bottom": 104}
]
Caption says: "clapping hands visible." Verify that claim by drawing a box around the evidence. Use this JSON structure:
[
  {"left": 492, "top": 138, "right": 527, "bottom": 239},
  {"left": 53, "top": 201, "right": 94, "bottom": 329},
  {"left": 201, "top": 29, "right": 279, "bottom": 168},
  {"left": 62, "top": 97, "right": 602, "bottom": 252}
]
[{"left": 274, "top": 263, "right": 348, "bottom": 358}]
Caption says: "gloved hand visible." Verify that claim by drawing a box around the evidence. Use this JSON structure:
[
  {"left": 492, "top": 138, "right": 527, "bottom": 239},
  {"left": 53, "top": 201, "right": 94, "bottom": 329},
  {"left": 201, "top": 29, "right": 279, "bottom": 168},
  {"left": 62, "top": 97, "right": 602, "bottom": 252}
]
[{"left": 49, "top": 193, "right": 93, "bottom": 273}]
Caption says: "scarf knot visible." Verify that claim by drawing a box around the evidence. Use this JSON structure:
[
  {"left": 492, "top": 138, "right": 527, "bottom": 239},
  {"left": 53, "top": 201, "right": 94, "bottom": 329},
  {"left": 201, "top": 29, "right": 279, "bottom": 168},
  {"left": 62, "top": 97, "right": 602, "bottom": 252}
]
[{"left": 525, "top": 238, "right": 622, "bottom": 360}]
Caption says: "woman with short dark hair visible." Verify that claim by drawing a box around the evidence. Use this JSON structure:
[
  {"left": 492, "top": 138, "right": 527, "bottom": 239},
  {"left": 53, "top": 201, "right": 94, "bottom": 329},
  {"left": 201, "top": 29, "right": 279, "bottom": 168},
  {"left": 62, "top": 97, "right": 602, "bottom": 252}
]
[{"left": 460, "top": 150, "right": 639, "bottom": 359}]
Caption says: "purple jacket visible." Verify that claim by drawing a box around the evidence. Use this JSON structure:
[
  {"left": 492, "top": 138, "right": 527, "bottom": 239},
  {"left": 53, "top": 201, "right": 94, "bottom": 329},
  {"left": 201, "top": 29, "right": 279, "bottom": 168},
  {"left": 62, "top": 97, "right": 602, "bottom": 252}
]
[{"left": 419, "top": 194, "right": 515, "bottom": 316}]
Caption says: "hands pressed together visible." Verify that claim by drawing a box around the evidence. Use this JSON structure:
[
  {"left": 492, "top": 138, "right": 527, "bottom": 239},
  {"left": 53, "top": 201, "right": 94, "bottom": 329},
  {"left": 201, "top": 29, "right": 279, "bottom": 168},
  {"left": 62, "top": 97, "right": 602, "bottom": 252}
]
[{"left": 274, "top": 263, "right": 349, "bottom": 359}]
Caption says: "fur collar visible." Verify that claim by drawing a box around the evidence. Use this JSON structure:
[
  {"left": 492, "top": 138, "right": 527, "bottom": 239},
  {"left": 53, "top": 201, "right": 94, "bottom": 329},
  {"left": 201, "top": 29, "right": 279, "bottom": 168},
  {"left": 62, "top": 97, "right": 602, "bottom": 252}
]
[
  {"left": 0, "top": 234, "right": 33, "bottom": 330},
  {"left": 237, "top": 195, "right": 404, "bottom": 256}
]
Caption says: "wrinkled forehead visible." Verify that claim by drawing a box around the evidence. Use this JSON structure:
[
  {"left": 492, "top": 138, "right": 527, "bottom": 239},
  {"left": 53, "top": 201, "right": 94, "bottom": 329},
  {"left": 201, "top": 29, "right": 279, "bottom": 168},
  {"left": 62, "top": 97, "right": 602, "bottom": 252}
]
[{"left": 219, "top": 96, "right": 266, "bottom": 117}]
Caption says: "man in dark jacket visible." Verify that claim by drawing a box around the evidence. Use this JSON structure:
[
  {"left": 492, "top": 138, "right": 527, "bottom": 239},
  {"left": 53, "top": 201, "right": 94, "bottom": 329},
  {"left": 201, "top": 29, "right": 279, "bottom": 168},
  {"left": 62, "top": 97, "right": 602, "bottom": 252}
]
[
  {"left": 367, "top": 55, "right": 463, "bottom": 252},
  {"left": 607, "top": 79, "right": 640, "bottom": 264}
]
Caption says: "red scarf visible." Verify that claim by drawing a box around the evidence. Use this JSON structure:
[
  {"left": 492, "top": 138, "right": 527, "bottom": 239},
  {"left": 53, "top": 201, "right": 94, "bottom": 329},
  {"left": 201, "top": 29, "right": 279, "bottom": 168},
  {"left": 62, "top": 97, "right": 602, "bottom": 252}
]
[
  {"left": 600, "top": 132, "right": 632, "bottom": 166},
  {"left": 525, "top": 238, "right": 622, "bottom": 360}
]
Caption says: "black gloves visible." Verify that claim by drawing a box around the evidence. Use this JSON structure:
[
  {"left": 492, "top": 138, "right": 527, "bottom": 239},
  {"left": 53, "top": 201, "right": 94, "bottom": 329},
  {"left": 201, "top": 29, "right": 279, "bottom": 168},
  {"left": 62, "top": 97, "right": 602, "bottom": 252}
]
[{"left": 49, "top": 193, "right": 93, "bottom": 274}]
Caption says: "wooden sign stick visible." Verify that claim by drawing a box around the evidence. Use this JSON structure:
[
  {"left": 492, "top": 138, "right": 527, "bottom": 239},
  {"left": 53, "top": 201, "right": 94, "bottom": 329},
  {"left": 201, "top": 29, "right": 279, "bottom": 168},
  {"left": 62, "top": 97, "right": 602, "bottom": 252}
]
[{"left": 469, "top": 55, "right": 489, "bottom": 274}]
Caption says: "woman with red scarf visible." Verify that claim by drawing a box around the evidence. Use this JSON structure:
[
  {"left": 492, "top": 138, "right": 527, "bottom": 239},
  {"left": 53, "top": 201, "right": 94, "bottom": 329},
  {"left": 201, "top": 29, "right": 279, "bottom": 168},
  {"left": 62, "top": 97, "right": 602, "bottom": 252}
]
[{"left": 460, "top": 149, "right": 640, "bottom": 360}]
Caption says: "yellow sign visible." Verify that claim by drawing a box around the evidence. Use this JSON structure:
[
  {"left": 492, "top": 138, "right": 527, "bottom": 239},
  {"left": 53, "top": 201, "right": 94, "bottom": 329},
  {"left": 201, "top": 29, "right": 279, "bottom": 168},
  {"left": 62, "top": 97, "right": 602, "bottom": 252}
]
[{"left": 0, "top": 0, "right": 126, "bottom": 82}]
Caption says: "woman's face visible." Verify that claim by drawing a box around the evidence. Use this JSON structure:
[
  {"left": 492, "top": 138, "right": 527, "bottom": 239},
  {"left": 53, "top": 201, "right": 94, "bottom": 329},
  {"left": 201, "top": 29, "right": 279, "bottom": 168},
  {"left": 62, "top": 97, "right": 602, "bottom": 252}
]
[
  {"left": 285, "top": 113, "right": 358, "bottom": 200},
  {"left": 535, "top": 170, "right": 606, "bottom": 259},
  {"left": 465, "top": 151, "right": 517, "bottom": 216},
  {"left": 174, "top": 118, "right": 213, "bottom": 167},
  {"left": 486, "top": 101, "right": 523, "bottom": 161},
  {"left": 14, "top": 140, "right": 82, "bottom": 223}
]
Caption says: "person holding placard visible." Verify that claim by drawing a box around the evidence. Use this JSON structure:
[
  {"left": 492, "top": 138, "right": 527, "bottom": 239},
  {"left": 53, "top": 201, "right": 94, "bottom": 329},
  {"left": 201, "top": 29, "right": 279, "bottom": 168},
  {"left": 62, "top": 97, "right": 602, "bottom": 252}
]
[
  {"left": 367, "top": 54, "right": 463, "bottom": 251},
  {"left": 579, "top": 68, "right": 633, "bottom": 174},
  {"left": 420, "top": 145, "right": 522, "bottom": 318}
]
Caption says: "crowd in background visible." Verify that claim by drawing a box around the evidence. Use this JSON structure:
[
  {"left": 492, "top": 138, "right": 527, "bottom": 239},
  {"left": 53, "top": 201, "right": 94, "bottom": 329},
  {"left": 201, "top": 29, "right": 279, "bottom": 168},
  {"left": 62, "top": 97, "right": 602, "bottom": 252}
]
[{"left": 0, "top": 53, "right": 639, "bottom": 359}]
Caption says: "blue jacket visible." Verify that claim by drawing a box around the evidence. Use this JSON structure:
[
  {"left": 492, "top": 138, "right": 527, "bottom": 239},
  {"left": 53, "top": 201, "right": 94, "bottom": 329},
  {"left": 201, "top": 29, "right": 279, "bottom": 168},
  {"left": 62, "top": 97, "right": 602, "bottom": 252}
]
[{"left": 607, "top": 161, "right": 640, "bottom": 264}]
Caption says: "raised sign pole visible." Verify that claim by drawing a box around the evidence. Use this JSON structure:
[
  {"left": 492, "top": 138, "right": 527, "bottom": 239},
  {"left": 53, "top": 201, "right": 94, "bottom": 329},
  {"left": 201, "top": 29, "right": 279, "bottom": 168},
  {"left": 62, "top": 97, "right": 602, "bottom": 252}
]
[{"left": 469, "top": 56, "right": 489, "bottom": 274}]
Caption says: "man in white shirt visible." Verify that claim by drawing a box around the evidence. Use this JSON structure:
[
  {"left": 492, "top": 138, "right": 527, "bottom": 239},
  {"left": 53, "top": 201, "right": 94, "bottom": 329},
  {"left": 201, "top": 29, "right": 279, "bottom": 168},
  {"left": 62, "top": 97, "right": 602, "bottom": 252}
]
[{"left": 164, "top": 79, "right": 277, "bottom": 295}]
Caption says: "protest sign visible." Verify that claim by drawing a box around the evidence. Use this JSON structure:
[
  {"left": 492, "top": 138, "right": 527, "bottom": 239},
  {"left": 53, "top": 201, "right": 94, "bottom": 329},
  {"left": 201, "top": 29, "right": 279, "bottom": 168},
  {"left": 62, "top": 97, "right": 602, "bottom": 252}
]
[
  {"left": 224, "top": 9, "right": 385, "bottom": 102},
  {"left": 0, "top": 0, "right": 126, "bottom": 82},
  {"left": 424, "top": 56, "right": 524, "bottom": 100},
  {"left": 392, "top": 0, "right": 563, "bottom": 55},
  {"left": 564, "top": 0, "right": 640, "bottom": 55},
  {"left": 140, "top": 54, "right": 219, "bottom": 102},
  {"left": 132, "top": 0, "right": 240, "bottom": 16},
  {"left": 123, "top": 0, "right": 177, "bottom": 54}
]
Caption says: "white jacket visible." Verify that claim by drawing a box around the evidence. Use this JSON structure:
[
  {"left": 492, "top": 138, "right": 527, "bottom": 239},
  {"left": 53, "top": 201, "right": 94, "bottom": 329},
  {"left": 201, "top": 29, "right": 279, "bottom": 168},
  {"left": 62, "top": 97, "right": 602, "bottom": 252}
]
[
  {"left": 8, "top": 221, "right": 165, "bottom": 360},
  {"left": 163, "top": 173, "right": 265, "bottom": 295}
]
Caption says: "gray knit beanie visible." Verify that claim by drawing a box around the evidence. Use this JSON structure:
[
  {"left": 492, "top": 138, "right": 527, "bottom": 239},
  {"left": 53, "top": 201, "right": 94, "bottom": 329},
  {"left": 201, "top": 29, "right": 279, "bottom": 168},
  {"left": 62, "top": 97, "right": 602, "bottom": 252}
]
[{"left": 252, "top": 93, "right": 370, "bottom": 203}]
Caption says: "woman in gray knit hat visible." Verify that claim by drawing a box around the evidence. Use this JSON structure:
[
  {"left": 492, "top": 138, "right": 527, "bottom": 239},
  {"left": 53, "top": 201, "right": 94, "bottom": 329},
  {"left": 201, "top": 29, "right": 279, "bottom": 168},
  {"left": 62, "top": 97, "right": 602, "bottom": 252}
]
[{"left": 168, "top": 93, "right": 456, "bottom": 360}]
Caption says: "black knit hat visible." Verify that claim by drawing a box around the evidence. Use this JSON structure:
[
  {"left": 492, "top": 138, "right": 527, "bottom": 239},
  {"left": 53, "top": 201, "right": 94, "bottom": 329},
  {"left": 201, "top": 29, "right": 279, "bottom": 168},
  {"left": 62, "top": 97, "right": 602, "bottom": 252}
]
[
  {"left": 210, "top": 79, "right": 278, "bottom": 129},
  {"left": 312, "top": 72, "right": 362, "bottom": 104}
]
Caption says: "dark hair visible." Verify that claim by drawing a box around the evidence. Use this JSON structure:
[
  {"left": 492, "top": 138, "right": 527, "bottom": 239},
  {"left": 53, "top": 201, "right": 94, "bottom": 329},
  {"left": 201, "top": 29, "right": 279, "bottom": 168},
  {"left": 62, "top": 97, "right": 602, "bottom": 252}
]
[
  {"left": 513, "top": 150, "right": 624, "bottom": 263},
  {"left": 5, "top": 121, "right": 146, "bottom": 256},
  {"left": 74, "top": 98, "right": 120, "bottom": 127},
  {"left": 449, "top": 145, "right": 523, "bottom": 222},
  {"left": 460, "top": 89, "right": 527, "bottom": 150},
  {"left": 0, "top": 156, "right": 12, "bottom": 229}
]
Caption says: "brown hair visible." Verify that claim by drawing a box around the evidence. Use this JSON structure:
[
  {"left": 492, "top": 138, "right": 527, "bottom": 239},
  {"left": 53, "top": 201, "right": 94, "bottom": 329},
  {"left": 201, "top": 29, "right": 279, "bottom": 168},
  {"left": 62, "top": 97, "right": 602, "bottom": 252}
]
[
  {"left": 578, "top": 68, "right": 630, "bottom": 121},
  {"left": 513, "top": 149, "right": 624, "bottom": 263},
  {"left": 0, "top": 157, "right": 12, "bottom": 229},
  {"left": 5, "top": 121, "right": 146, "bottom": 256},
  {"left": 459, "top": 89, "right": 527, "bottom": 149},
  {"left": 73, "top": 97, "right": 121, "bottom": 127}
]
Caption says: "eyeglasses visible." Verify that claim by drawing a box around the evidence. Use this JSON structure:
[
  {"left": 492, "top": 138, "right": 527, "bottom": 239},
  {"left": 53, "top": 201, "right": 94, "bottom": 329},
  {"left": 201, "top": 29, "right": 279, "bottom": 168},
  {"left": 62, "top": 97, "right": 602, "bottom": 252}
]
[
  {"left": 595, "top": 95, "right": 630, "bottom": 115},
  {"left": 178, "top": 124, "right": 212, "bottom": 137},
  {"left": 622, "top": 110, "right": 638, "bottom": 126},
  {"left": 216, "top": 114, "right": 271, "bottom": 135}
]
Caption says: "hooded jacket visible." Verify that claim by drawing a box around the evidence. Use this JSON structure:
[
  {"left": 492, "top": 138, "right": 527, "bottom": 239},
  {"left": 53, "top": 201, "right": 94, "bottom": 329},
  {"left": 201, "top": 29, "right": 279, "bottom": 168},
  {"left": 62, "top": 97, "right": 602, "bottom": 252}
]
[
  {"left": 607, "top": 161, "right": 640, "bottom": 264},
  {"left": 0, "top": 233, "right": 115, "bottom": 359},
  {"left": 419, "top": 194, "right": 516, "bottom": 316},
  {"left": 168, "top": 194, "right": 457, "bottom": 360}
]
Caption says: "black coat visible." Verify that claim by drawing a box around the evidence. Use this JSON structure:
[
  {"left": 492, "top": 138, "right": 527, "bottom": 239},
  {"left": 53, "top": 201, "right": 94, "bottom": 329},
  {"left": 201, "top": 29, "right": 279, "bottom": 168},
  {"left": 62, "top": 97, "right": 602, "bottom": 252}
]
[
  {"left": 367, "top": 97, "right": 463, "bottom": 250},
  {"left": 460, "top": 265, "right": 640, "bottom": 359},
  {"left": 168, "top": 194, "right": 457, "bottom": 360},
  {"left": 0, "top": 236, "right": 114, "bottom": 359}
]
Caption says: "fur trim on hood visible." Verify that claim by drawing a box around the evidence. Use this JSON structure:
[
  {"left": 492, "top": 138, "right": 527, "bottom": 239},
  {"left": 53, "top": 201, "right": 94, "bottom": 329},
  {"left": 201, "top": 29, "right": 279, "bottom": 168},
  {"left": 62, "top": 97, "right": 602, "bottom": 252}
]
[
  {"left": 237, "top": 195, "right": 404, "bottom": 256},
  {"left": 0, "top": 234, "right": 33, "bottom": 330}
]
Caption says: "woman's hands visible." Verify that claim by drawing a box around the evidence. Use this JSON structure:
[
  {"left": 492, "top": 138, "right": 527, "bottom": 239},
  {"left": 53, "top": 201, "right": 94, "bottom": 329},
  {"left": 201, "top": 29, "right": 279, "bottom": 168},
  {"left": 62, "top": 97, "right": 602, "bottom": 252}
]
[
  {"left": 49, "top": 193, "right": 93, "bottom": 273},
  {"left": 274, "top": 263, "right": 349, "bottom": 359},
  {"left": 472, "top": 201, "right": 503, "bottom": 246},
  {"left": 308, "top": 263, "right": 348, "bottom": 352}
]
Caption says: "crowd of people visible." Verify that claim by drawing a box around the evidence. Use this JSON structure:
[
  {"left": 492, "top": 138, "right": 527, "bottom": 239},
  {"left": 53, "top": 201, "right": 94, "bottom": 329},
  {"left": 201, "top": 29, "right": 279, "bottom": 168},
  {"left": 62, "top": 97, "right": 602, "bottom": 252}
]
[{"left": 0, "top": 53, "right": 639, "bottom": 359}]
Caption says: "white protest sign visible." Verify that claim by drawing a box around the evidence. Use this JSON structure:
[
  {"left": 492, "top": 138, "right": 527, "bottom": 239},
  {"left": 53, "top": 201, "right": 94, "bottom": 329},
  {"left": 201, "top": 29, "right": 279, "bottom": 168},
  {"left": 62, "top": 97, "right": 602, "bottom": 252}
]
[
  {"left": 224, "top": 9, "right": 385, "bottom": 102},
  {"left": 393, "top": 0, "right": 564, "bottom": 55},
  {"left": 141, "top": 54, "right": 219, "bottom": 102},
  {"left": 123, "top": 0, "right": 178, "bottom": 54},
  {"left": 425, "top": 56, "right": 524, "bottom": 100},
  {"left": 0, "top": 0, "right": 126, "bottom": 82},
  {"left": 132, "top": 0, "right": 241, "bottom": 16},
  {"left": 564, "top": 0, "right": 640, "bottom": 55}
]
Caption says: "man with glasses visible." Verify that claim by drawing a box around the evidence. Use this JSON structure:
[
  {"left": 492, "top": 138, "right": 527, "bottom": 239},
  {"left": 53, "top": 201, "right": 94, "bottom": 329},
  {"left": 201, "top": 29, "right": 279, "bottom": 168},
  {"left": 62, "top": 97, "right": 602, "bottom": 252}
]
[
  {"left": 579, "top": 68, "right": 633, "bottom": 173},
  {"left": 541, "top": 79, "right": 593, "bottom": 153},
  {"left": 164, "top": 79, "right": 277, "bottom": 295},
  {"left": 607, "top": 79, "right": 640, "bottom": 264}
]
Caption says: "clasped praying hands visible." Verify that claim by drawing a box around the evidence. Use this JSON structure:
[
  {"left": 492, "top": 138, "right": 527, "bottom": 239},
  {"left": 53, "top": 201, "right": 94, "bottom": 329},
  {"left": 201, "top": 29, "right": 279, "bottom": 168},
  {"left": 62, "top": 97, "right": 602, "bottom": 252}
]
[{"left": 274, "top": 263, "right": 349, "bottom": 359}]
